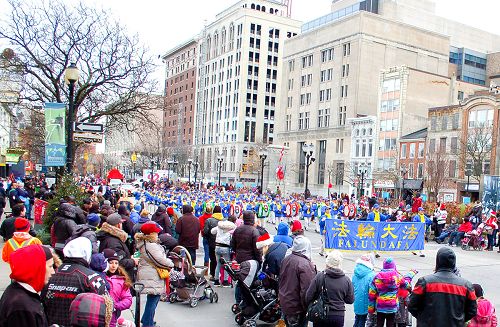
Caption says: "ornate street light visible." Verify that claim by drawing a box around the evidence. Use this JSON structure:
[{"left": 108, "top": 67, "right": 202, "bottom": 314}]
[
  {"left": 302, "top": 143, "right": 315, "bottom": 199},
  {"left": 258, "top": 149, "right": 268, "bottom": 194},
  {"left": 64, "top": 62, "right": 79, "bottom": 173}
]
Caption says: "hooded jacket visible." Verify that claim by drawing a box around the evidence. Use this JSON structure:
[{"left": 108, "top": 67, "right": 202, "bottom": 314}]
[
  {"left": 408, "top": 247, "right": 477, "bottom": 327},
  {"left": 273, "top": 222, "right": 293, "bottom": 247},
  {"left": 41, "top": 238, "right": 107, "bottom": 326},
  {"left": 262, "top": 242, "right": 288, "bottom": 276},
  {"left": 132, "top": 215, "right": 151, "bottom": 235},
  {"left": 305, "top": 268, "right": 354, "bottom": 317},
  {"left": 135, "top": 233, "right": 174, "bottom": 295},
  {"left": 468, "top": 298, "right": 497, "bottom": 327},
  {"left": 368, "top": 268, "right": 411, "bottom": 314},
  {"left": 278, "top": 237, "right": 316, "bottom": 316},
  {"left": 212, "top": 220, "right": 236, "bottom": 246},
  {"left": 352, "top": 263, "right": 376, "bottom": 315},
  {"left": 96, "top": 223, "right": 135, "bottom": 273},
  {"left": 151, "top": 209, "right": 172, "bottom": 235},
  {"left": 0, "top": 245, "right": 51, "bottom": 327},
  {"left": 53, "top": 203, "right": 78, "bottom": 250}
]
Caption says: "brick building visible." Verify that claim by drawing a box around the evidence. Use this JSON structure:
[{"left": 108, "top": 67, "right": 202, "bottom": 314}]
[
  {"left": 398, "top": 128, "right": 426, "bottom": 198},
  {"left": 162, "top": 39, "right": 198, "bottom": 155}
]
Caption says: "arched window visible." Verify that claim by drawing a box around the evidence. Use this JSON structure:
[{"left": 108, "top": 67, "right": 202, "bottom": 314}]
[
  {"left": 262, "top": 6, "right": 266, "bottom": 11},
  {"left": 206, "top": 35, "right": 212, "bottom": 60},
  {"left": 256, "top": 5, "right": 260, "bottom": 10},
  {"left": 362, "top": 128, "right": 366, "bottom": 135},
  {"left": 270, "top": 7, "right": 273, "bottom": 13},
  {"left": 221, "top": 27, "right": 226, "bottom": 53},
  {"left": 368, "top": 128, "right": 372, "bottom": 135},
  {"left": 251, "top": 3, "right": 255, "bottom": 9},
  {"left": 355, "top": 129, "right": 360, "bottom": 136},
  {"left": 229, "top": 23, "right": 234, "bottom": 51},
  {"left": 213, "top": 31, "right": 219, "bottom": 57}
]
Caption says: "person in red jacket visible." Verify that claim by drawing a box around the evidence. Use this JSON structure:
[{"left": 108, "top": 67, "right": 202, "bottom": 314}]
[
  {"left": 448, "top": 217, "right": 473, "bottom": 246},
  {"left": 199, "top": 205, "right": 213, "bottom": 268},
  {"left": 412, "top": 193, "right": 423, "bottom": 214}
]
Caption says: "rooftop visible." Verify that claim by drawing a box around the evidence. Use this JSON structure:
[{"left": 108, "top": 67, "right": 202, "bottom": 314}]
[{"left": 400, "top": 128, "right": 428, "bottom": 140}]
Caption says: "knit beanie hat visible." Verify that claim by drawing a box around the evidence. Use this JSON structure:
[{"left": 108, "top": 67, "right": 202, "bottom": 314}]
[
  {"left": 87, "top": 213, "right": 100, "bottom": 227},
  {"left": 383, "top": 257, "right": 396, "bottom": 270},
  {"left": 70, "top": 293, "right": 113, "bottom": 327},
  {"left": 291, "top": 220, "right": 303, "bottom": 234},
  {"left": 256, "top": 232, "right": 274, "bottom": 249},
  {"left": 106, "top": 213, "right": 123, "bottom": 226},
  {"left": 167, "top": 207, "right": 174, "bottom": 215},
  {"left": 356, "top": 254, "right": 374, "bottom": 270},
  {"left": 326, "top": 250, "right": 343, "bottom": 269},
  {"left": 14, "top": 217, "right": 30, "bottom": 232},
  {"left": 102, "top": 248, "right": 119, "bottom": 262},
  {"left": 10, "top": 244, "right": 52, "bottom": 292},
  {"left": 90, "top": 253, "right": 108, "bottom": 273},
  {"left": 134, "top": 204, "right": 142, "bottom": 212}
]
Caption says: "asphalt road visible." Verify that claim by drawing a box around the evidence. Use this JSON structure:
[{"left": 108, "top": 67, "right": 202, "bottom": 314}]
[{"left": 1, "top": 220, "right": 499, "bottom": 326}]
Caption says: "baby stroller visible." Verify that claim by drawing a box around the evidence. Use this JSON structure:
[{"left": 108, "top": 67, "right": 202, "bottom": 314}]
[
  {"left": 221, "top": 258, "right": 281, "bottom": 327},
  {"left": 167, "top": 245, "right": 218, "bottom": 307},
  {"left": 461, "top": 223, "right": 486, "bottom": 251}
]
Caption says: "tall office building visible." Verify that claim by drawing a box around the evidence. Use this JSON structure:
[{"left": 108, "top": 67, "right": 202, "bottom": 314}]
[{"left": 194, "top": 0, "right": 301, "bottom": 185}]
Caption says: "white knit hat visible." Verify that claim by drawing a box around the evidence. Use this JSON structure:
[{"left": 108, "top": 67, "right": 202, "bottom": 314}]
[
  {"left": 256, "top": 233, "right": 274, "bottom": 249},
  {"left": 356, "top": 254, "right": 374, "bottom": 270},
  {"left": 325, "top": 250, "right": 343, "bottom": 269}
]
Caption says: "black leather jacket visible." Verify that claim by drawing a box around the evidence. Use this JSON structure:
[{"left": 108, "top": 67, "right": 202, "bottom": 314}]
[{"left": 408, "top": 248, "right": 477, "bottom": 327}]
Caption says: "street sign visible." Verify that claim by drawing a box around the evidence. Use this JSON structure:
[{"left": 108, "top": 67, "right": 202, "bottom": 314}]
[
  {"left": 73, "top": 122, "right": 104, "bottom": 133},
  {"left": 73, "top": 132, "right": 103, "bottom": 143}
]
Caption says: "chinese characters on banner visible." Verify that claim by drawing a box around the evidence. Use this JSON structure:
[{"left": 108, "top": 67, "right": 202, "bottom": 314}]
[
  {"left": 325, "top": 219, "right": 425, "bottom": 251},
  {"left": 34, "top": 199, "right": 49, "bottom": 225}
]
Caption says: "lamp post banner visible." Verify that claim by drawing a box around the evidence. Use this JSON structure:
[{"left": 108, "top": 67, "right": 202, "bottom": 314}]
[
  {"left": 44, "top": 102, "right": 67, "bottom": 167},
  {"left": 325, "top": 219, "right": 425, "bottom": 251}
]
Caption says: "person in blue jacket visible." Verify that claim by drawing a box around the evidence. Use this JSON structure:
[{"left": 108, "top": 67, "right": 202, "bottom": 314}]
[
  {"left": 412, "top": 207, "right": 432, "bottom": 257},
  {"left": 366, "top": 204, "right": 388, "bottom": 222},
  {"left": 273, "top": 222, "right": 293, "bottom": 247},
  {"left": 352, "top": 254, "right": 376, "bottom": 327},
  {"left": 194, "top": 200, "right": 204, "bottom": 217}
]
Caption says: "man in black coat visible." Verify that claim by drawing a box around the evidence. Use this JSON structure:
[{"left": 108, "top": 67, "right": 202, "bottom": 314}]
[
  {"left": 96, "top": 213, "right": 137, "bottom": 278},
  {"left": 0, "top": 182, "right": 6, "bottom": 219},
  {"left": 0, "top": 204, "right": 36, "bottom": 241},
  {"left": 175, "top": 205, "right": 200, "bottom": 265},
  {"left": 231, "top": 210, "right": 262, "bottom": 264},
  {"left": 52, "top": 203, "right": 78, "bottom": 258},
  {"left": 408, "top": 247, "right": 477, "bottom": 327},
  {"left": 151, "top": 204, "right": 172, "bottom": 235}
]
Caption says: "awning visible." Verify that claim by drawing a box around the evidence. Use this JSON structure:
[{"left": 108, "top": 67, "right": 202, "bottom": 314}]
[{"left": 395, "top": 179, "right": 423, "bottom": 190}]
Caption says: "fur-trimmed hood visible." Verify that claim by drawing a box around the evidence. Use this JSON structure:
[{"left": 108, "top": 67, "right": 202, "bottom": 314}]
[
  {"left": 98, "top": 222, "right": 128, "bottom": 242},
  {"left": 134, "top": 232, "right": 159, "bottom": 244}
]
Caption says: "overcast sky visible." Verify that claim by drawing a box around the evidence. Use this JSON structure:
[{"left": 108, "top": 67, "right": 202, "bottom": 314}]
[{"left": 1, "top": 0, "right": 500, "bottom": 86}]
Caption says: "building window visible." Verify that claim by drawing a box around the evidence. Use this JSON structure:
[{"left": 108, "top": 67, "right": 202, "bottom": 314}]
[
  {"left": 401, "top": 144, "right": 407, "bottom": 159},
  {"left": 418, "top": 143, "right": 424, "bottom": 158},
  {"left": 469, "top": 108, "right": 493, "bottom": 128},
  {"left": 441, "top": 115, "right": 448, "bottom": 130},
  {"left": 484, "top": 160, "right": 491, "bottom": 174},
  {"left": 408, "top": 163, "right": 414, "bottom": 179},
  {"left": 342, "top": 42, "right": 350, "bottom": 56},
  {"left": 439, "top": 137, "right": 446, "bottom": 153},
  {"left": 306, "top": 93, "right": 311, "bottom": 105},
  {"left": 450, "top": 137, "right": 458, "bottom": 154},
  {"left": 298, "top": 113, "right": 304, "bottom": 130},
  {"left": 335, "top": 162, "right": 344, "bottom": 185},
  {"left": 458, "top": 91, "right": 464, "bottom": 101},
  {"left": 355, "top": 140, "right": 360, "bottom": 157},
  {"left": 304, "top": 112, "right": 310, "bottom": 129},
  {"left": 418, "top": 163, "right": 424, "bottom": 178},
  {"left": 430, "top": 116, "right": 437, "bottom": 131},
  {"left": 286, "top": 114, "right": 291, "bottom": 131},
  {"left": 301, "top": 54, "right": 313, "bottom": 68},
  {"left": 449, "top": 160, "right": 456, "bottom": 178},
  {"left": 452, "top": 113, "right": 459, "bottom": 129},
  {"left": 298, "top": 142, "right": 305, "bottom": 183},
  {"left": 380, "top": 99, "right": 400, "bottom": 112},
  {"left": 339, "top": 106, "right": 346, "bottom": 126},
  {"left": 288, "top": 59, "right": 295, "bottom": 72},
  {"left": 429, "top": 139, "right": 435, "bottom": 153},
  {"left": 409, "top": 143, "right": 416, "bottom": 158},
  {"left": 321, "top": 48, "right": 334, "bottom": 62},
  {"left": 342, "top": 64, "right": 349, "bottom": 77},
  {"left": 335, "top": 138, "right": 344, "bottom": 153}
]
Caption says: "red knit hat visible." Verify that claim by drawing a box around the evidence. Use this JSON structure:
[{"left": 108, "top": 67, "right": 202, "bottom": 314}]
[
  {"left": 140, "top": 221, "right": 162, "bottom": 234},
  {"left": 14, "top": 218, "right": 30, "bottom": 232},
  {"left": 291, "top": 220, "right": 303, "bottom": 233},
  {"left": 10, "top": 244, "right": 52, "bottom": 292},
  {"left": 256, "top": 232, "right": 274, "bottom": 249},
  {"left": 167, "top": 207, "right": 174, "bottom": 215}
]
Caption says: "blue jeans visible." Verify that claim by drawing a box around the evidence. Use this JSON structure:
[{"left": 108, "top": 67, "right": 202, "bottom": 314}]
[
  {"left": 141, "top": 294, "right": 160, "bottom": 327},
  {"left": 203, "top": 237, "right": 210, "bottom": 264},
  {"left": 448, "top": 231, "right": 465, "bottom": 246},
  {"left": 437, "top": 231, "right": 450, "bottom": 241},
  {"left": 354, "top": 314, "right": 368, "bottom": 327},
  {"left": 215, "top": 246, "right": 230, "bottom": 281}
]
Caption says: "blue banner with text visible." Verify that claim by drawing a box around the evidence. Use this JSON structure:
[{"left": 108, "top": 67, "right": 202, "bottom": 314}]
[{"left": 325, "top": 219, "right": 425, "bottom": 251}]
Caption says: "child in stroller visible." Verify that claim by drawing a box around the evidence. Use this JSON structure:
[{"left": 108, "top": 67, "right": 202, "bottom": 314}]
[
  {"left": 222, "top": 257, "right": 281, "bottom": 327},
  {"left": 461, "top": 223, "right": 486, "bottom": 251},
  {"left": 167, "top": 245, "right": 218, "bottom": 307}
]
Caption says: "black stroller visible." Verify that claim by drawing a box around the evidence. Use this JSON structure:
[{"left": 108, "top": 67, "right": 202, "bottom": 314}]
[{"left": 221, "top": 258, "right": 281, "bottom": 327}]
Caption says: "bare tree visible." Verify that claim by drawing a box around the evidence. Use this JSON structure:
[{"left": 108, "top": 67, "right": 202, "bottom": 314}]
[
  {"left": 0, "top": 0, "right": 158, "bottom": 165},
  {"left": 425, "top": 149, "right": 450, "bottom": 202},
  {"left": 459, "top": 124, "right": 493, "bottom": 182},
  {"left": 18, "top": 107, "right": 45, "bottom": 164}
]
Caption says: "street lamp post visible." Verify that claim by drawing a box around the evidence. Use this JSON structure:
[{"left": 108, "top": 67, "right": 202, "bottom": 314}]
[
  {"left": 302, "top": 143, "right": 316, "bottom": 199},
  {"left": 150, "top": 159, "right": 156, "bottom": 184},
  {"left": 131, "top": 152, "right": 137, "bottom": 179},
  {"left": 187, "top": 158, "right": 193, "bottom": 185},
  {"left": 258, "top": 149, "right": 268, "bottom": 194},
  {"left": 193, "top": 160, "right": 199, "bottom": 188},
  {"left": 64, "top": 62, "right": 79, "bottom": 173},
  {"left": 217, "top": 156, "right": 224, "bottom": 188},
  {"left": 400, "top": 166, "right": 408, "bottom": 200},
  {"left": 465, "top": 168, "right": 473, "bottom": 199},
  {"left": 357, "top": 162, "right": 368, "bottom": 199}
]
